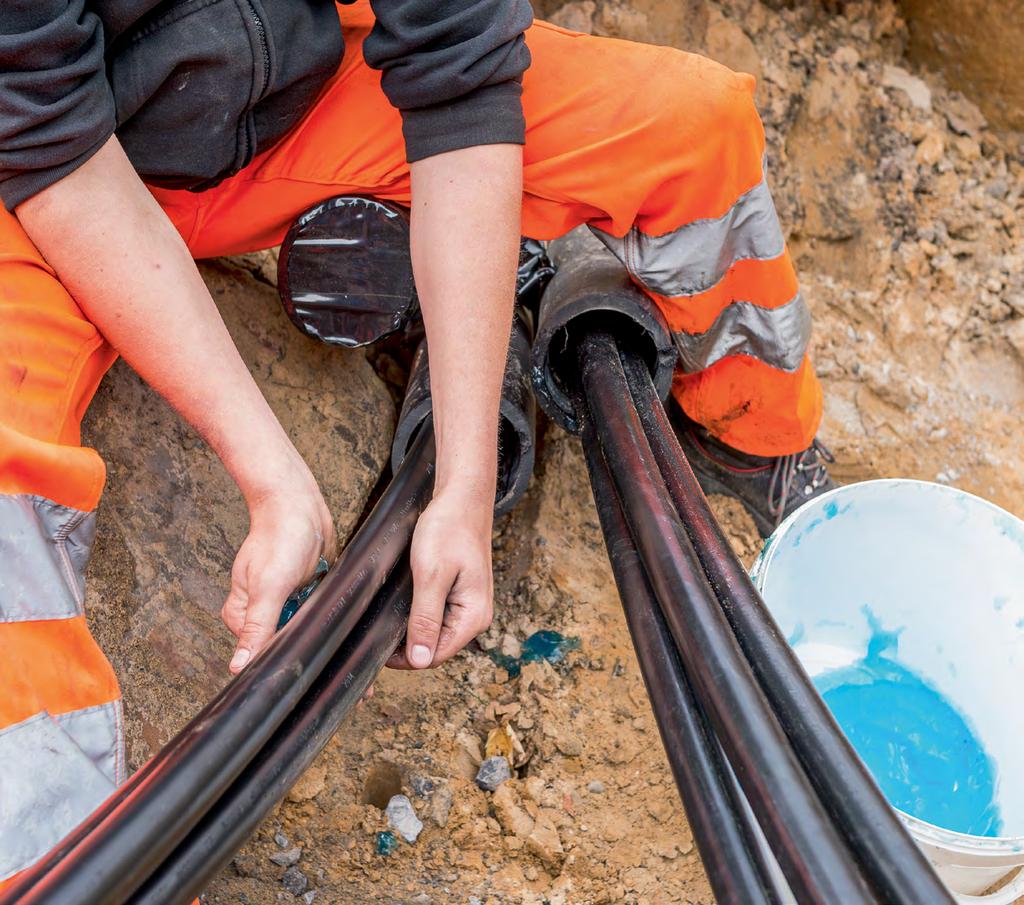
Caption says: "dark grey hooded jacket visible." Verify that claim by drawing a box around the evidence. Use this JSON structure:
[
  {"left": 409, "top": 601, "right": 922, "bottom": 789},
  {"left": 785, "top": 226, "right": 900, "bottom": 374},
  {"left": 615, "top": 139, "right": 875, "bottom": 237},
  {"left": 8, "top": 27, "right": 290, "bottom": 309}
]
[{"left": 0, "top": 0, "right": 532, "bottom": 210}]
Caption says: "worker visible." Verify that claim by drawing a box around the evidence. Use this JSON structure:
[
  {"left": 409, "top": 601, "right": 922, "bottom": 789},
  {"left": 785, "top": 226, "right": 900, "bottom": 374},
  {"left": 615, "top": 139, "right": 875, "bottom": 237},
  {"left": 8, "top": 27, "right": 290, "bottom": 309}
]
[{"left": 0, "top": 0, "right": 835, "bottom": 884}]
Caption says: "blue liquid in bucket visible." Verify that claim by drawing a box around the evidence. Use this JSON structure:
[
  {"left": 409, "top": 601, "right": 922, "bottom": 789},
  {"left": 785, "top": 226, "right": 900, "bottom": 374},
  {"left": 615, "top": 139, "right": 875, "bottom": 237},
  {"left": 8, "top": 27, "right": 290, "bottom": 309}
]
[{"left": 813, "top": 612, "right": 1002, "bottom": 837}]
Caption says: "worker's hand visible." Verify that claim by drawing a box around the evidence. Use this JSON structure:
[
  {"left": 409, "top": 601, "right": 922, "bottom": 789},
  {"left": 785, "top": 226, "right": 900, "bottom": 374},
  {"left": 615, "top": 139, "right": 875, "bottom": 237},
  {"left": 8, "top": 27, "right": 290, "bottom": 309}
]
[
  {"left": 221, "top": 484, "right": 335, "bottom": 674},
  {"left": 388, "top": 487, "right": 494, "bottom": 670}
]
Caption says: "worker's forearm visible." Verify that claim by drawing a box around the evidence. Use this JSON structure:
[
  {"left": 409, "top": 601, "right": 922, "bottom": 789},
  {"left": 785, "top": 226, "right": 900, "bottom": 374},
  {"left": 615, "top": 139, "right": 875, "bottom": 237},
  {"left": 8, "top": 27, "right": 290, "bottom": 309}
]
[
  {"left": 409, "top": 144, "right": 522, "bottom": 503},
  {"left": 15, "top": 136, "right": 314, "bottom": 506}
]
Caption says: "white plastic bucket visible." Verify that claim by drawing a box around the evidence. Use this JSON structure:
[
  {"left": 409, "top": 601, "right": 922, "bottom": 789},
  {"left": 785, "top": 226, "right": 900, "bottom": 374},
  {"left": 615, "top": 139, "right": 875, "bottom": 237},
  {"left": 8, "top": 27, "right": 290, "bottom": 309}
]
[{"left": 751, "top": 479, "right": 1024, "bottom": 903}]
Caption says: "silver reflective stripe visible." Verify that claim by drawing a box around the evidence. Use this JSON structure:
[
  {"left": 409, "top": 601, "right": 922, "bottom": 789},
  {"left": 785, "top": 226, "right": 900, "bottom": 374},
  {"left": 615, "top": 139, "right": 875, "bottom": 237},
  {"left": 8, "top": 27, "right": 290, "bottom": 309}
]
[
  {"left": 591, "top": 164, "right": 786, "bottom": 299},
  {"left": 673, "top": 293, "right": 812, "bottom": 374},
  {"left": 56, "top": 700, "right": 124, "bottom": 786},
  {"left": 0, "top": 711, "right": 116, "bottom": 881},
  {"left": 0, "top": 494, "right": 96, "bottom": 622}
]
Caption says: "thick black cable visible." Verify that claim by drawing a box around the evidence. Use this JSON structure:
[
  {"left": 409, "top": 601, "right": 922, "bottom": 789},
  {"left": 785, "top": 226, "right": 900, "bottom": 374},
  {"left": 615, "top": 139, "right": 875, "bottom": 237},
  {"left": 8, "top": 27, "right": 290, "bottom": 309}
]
[
  {"left": 130, "top": 560, "right": 414, "bottom": 905},
  {"left": 619, "top": 351, "right": 956, "bottom": 905},
  {"left": 577, "top": 331, "right": 874, "bottom": 905},
  {"left": 579, "top": 407, "right": 783, "bottom": 905},
  {"left": 2, "top": 426, "right": 435, "bottom": 905}
]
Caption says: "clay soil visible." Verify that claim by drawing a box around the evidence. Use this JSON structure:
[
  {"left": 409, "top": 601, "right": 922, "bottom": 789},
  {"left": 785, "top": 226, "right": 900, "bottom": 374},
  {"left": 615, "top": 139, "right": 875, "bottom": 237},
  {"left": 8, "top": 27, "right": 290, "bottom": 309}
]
[{"left": 80, "top": 2, "right": 1024, "bottom": 903}]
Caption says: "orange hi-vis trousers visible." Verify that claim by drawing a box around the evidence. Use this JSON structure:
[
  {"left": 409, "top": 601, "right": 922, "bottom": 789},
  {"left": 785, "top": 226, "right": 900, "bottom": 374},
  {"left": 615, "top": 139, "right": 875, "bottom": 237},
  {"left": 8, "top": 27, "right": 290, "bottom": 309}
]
[{"left": 0, "top": 6, "right": 821, "bottom": 885}]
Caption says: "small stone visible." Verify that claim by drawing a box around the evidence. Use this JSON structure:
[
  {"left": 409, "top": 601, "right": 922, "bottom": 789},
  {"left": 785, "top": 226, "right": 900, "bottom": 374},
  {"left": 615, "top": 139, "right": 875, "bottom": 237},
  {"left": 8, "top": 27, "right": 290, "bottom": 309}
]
[
  {"left": 881, "top": 65, "right": 932, "bottom": 112},
  {"left": 274, "top": 831, "right": 289, "bottom": 849},
  {"left": 647, "top": 797, "right": 675, "bottom": 824},
  {"left": 587, "top": 780, "right": 606, "bottom": 794},
  {"left": 493, "top": 784, "right": 535, "bottom": 838},
  {"left": 453, "top": 730, "right": 483, "bottom": 779},
  {"left": 269, "top": 847, "right": 302, "bottom": 868},
  {"left": 429, "top": 786, "right": 453, "bottom": 827},
  {"left": 302, "top": 892, "right": 317, "bottom": 905},
  {"left": 282, "top": 866, "right": 308, "bottom": 896},
  {"left": 409, "top": 774, "right": 435, "bottom": 798},
  {"left": 832, "top": 45, "right": 860, "bottom": 68},
  {"left": 955, "top": 135, "right": 981, "bottom": 162},
  {"left": 385, "top": 794, "right": 424, "bottom": 843},
  {"left": 554, "top": 734, "right": 583, "bottom": 757},
  {"left": 549, "top": 0, "right": 595, "bottom": 33},
  {"left": 233, "top": 854, "right": 260, "bottom": 878},
  {"left": 915, "top": 132, "right": 945, "bottom": 167},
  {"left": 499, "top": 633, "right": 522, "bottom": 659},
  {"left": 287, "top": 763, "right": 326, "bottom": 803},
  {"left": 475, "top": 756, "right": 512, "bottom": 792},
  {"left": 469, "top": 898, "right": 483, "bottom": 905},
  {"left": 945, "top": 95, "right": 987, "bottom": 137},
  {"left": 526, "top": 813, "right": 565, "bottom": 868}
]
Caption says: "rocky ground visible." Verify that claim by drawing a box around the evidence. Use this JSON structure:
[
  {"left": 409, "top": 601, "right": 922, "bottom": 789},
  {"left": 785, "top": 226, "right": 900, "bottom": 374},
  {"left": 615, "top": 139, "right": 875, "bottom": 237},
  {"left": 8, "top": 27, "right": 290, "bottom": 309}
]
[{"left": 81, "top": 1, "right": 1024, "bottom": 903}]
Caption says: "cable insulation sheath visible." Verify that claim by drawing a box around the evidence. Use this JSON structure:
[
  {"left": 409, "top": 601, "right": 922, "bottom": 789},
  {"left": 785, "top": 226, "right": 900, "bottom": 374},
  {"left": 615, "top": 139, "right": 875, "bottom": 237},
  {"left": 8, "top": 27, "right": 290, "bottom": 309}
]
[
  {"left": 577, "top": 331, "right": 873, "bottom": 905},
  {"left": 620, "top": 352, "right": 955, "bottom": 905}
]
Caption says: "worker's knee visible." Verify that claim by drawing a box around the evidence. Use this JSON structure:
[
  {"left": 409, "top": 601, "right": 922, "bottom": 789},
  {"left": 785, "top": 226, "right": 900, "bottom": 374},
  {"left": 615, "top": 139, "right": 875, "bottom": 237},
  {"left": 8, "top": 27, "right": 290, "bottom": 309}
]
[{"left": 639, "top": 48, "right": 765, "bottom": 177}]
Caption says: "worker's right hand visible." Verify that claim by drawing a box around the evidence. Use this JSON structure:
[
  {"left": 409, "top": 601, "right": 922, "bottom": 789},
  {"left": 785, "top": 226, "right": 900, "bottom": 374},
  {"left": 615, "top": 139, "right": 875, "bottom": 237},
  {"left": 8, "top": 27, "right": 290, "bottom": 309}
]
[{"left": 220, "top": 482, "right": 335, "bottom": 674}]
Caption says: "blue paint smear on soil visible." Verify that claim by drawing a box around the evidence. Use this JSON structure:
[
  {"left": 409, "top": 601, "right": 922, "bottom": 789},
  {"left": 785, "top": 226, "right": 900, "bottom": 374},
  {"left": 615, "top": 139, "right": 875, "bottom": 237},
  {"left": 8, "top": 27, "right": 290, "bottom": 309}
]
[
  {"left": 488, "top": 630, "right": 581, "bottom": 678},
  {"left": 813, "top": 609, "right": 1002, "bottom": 837}
]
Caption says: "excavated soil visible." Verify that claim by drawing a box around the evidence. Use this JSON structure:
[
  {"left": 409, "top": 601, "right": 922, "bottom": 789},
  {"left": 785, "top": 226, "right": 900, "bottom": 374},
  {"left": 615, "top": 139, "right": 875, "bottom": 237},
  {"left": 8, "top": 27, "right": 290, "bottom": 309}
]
[{"left": 80, "top": 2, "right": 1024, "bottom": 903}]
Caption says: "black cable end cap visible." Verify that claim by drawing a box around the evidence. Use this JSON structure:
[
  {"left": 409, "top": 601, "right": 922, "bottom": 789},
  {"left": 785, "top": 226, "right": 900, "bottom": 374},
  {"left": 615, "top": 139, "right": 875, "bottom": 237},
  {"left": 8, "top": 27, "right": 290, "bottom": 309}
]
[
  {"left": 392, "top": 312, "right": 536, "bottom": 517},
  {"left": 531, "top": 230, "right": 674, "bottom": 434},
  {"left": 278, "top": 196, "right": 416, "bottom": 349}
]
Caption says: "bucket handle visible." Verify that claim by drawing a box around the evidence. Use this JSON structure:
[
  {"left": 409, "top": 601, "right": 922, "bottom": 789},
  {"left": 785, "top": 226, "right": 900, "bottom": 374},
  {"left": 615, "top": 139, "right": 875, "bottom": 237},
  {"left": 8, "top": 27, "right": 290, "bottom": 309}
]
[{"left": 956, "top": 866, "right": 1024, "bottom": 905}]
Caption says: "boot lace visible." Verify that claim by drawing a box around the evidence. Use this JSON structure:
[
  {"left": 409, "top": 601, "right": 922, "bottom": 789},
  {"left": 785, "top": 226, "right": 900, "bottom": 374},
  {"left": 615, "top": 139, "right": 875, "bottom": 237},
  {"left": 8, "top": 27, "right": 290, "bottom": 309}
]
[{"left": 767, "top": 439, "right": 835, "bottom": 528}]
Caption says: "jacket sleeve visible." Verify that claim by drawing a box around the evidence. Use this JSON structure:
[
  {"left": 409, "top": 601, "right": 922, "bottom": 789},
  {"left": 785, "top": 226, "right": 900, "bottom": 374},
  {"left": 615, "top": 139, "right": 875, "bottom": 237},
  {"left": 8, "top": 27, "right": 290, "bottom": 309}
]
[
  {"left": 0, "top": 0, "right": 116, "bottom": 211},
  {"left": 361, "top": 0, "right": 533, "bottom": 163}
]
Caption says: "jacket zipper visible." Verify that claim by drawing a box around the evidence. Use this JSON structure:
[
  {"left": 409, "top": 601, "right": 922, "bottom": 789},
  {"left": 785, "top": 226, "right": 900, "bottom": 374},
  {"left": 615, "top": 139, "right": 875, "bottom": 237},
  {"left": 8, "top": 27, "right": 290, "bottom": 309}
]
[
  {"left": 244, "top": 0, "right": 270, "bottom": 99},
  {"left": 238, "top": 0, "right": 270, "bottom": 167}
]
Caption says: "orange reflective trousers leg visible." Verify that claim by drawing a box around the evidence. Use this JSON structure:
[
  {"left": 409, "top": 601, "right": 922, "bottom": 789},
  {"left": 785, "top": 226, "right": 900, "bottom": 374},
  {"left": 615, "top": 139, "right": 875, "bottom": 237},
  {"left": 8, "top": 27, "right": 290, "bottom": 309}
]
[
  {"left": 0, "top": 206, "right": 123, "bottom": 888},
  {"left": 161, "top": 14, "right": 822, "bottom": 457}
]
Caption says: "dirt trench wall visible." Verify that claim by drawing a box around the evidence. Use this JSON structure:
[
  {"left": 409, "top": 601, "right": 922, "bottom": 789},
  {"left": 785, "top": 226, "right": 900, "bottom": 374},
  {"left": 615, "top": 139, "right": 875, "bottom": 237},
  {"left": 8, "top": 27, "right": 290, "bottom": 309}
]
[
  {"left": 900, "top": 0, "right": 1024, "bottom": 133},
  {"left": 82, "top": 258, "right": 395, "bottom": 771}
]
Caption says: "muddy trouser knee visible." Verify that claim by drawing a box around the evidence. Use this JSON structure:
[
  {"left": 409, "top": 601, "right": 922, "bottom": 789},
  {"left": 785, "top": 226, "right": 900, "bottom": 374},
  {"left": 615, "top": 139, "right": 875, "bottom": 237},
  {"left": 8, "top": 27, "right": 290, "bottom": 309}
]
[
  {"left": 516, "top": 23, "right": 824, "bottom": 457},
  {"left": 0, "top": 206, "right": 123, "bottom": 889}
]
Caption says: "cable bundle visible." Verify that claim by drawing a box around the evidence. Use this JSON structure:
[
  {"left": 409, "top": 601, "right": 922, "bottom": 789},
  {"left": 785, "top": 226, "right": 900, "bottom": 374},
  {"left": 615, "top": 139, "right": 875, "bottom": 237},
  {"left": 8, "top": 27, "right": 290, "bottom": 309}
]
[
  {"left": 570, "top": 328, "right": 954, "bottom": 905},
  {"left": 1, "top": 428, "right": 434, "bottom": 905}
]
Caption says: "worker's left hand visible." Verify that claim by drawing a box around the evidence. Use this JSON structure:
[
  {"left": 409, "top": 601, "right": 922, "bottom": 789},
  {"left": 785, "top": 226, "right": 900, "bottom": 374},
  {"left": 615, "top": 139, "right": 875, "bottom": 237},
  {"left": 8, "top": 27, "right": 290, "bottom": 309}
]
[
  {"left": 387, "top": 487, "right": 494, "bottom": 670},
  {"left": 221, "top": 484, "right": 335, "bottom": 674}
]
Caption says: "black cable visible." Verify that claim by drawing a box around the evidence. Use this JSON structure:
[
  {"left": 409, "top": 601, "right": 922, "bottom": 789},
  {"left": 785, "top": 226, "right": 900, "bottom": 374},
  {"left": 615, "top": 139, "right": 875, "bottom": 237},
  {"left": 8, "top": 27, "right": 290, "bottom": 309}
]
[
  {"left": 620, "top": 351, "right": 956, "bottom": 905},
  {"left": 2, "top": 426, "right": 435, "bottom": 905},
  {"left": 130, "top": 560, "right": 414, "bottom": 905},
  {"left": 577, "top": 331, "right": 874, "bottom": 905},
  {"left": 579, "top": 404, "right": 784, "bottom": 905}
]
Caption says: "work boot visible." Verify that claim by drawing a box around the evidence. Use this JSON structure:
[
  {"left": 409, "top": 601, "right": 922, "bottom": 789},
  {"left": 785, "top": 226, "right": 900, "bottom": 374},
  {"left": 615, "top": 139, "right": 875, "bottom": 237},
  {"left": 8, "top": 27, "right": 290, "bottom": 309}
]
[{"left": 669, "top": 404, "right": 836, "bottom": 538}]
